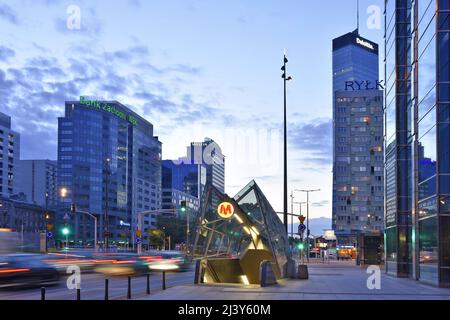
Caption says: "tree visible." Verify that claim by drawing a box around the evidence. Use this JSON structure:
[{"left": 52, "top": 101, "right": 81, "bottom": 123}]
[
  {"left": 149, "top": 229, "right": 165, "bottom": 250},
  {"left": 156, "top": 215, "right": 187, "bottom": 249}
]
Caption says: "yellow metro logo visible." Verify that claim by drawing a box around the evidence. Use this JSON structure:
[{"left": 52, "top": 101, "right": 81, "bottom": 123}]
[{"left": 217, "top": 202, "right": 235, "bottom": 219}]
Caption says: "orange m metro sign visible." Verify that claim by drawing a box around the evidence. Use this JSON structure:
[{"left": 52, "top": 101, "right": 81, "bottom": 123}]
[{"left": 217, "top": 202, "right": 235, "bottom": 219}]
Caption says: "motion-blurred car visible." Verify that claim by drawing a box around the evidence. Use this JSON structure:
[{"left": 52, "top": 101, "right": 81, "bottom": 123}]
[
  {"left": 44, "top": 250, "right": 97, "bottom": 274},
  {"left": 0, "top": 254, "right": 60, "bottom": 289},
  {"left": 141, "top": 251, "right": 192, "bottom": 272},
  {"left": 93, "top": 253, "right": 148, "bottom": 277}
]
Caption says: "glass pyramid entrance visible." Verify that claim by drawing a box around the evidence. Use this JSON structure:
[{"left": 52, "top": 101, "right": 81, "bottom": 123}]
[{"left": 190, "top": 180, "right": 292, "bottom": 284}]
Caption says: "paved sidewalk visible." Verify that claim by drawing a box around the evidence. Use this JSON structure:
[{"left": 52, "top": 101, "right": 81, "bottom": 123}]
[{"left": 140, "top": 261, "right": 450, "bottom": 300}]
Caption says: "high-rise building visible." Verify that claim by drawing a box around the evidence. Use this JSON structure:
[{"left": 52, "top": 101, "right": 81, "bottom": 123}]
[
  {"left": 187, "top": 138, "right": 225, "bottom": 194},
  {"left": 161, "top": 160, "right": 206, "bottom": 214},
  {"left": 16, "top": 160, "right": 57, "bottom": 208},
  {"left": 0, "top": 112, "right": 20, "bottom": 198},
  {"left": 332, "top": 30, "right": 384, "bottom": 247},
  {"left": 57, "top": 97, "right": 162, "bottom": 247},
  {"left": 384, "top": 0, "right": 450, "bottom": 287}
]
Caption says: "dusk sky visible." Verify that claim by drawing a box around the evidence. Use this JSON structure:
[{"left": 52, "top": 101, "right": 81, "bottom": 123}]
[{"left": 0, "top": 0, "right": 384, "bottom": 219}]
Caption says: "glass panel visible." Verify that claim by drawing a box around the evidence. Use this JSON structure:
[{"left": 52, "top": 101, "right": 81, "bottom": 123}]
[{"left": 419, "top": 216, "right": 438, "bottom": 283}]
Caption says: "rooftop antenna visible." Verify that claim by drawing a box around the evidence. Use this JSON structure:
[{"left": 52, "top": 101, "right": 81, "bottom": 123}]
[{"left": 356, "top": 0, "right": 360, "bottom": 33}]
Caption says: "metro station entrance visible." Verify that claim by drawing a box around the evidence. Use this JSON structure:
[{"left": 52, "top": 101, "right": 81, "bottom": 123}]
[{"left": 190, "top": 181, "right": 292, "bottom": 285}]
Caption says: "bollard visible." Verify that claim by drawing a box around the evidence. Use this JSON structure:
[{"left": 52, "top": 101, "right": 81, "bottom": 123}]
[
  {"left": 105, "top": 279, "right": 109, "bottom": 301},
  {"left": 146, "top": 274, "right": 150, "bottom": 295},
  {"left": 162, "top": 271, "right": 166, "bottom": 290},
  {"left": 41, "top": 287, "right": 46, "bottom": 301},
  {"left": 127, "top": 276, "right": 131, "bottom": 299},
  {"left": 77, "top": 288, "right": 81, "bottom": 300}
]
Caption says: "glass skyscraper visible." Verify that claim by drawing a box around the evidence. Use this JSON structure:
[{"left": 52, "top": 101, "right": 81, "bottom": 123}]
[
  {"left": 385, "top": 0, "right": 450, "bottom": 287},
  {"left": 332, "top": 30, "right": 384, "bottom": 247},
  {"left": 57, "top": 98, "right": 162, "bottom": 247}
]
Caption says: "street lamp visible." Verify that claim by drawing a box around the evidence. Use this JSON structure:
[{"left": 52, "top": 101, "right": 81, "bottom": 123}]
[
  {"left": 296, "top": 189, "right": 321, "bottom": 262},
  {"left": 281, "top": 51, "right": 293, "bottom": 233},
  {"left": 72, "top": 204, "right": 98, "bottom": 251},
  {"left": 60, "top": 187, "right": 68, "bottom": 199},
  {"left": 104, "top": 158, "right": 111, "bottom": 250}
]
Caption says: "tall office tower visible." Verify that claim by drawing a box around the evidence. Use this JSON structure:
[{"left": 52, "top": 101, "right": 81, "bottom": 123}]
[
  {"left": 57, "top": 98, "right": 162, "bottom": 248},
  {"left": 0, "top": 112, "right": 20, "bottom": 198},
  {"left": 332, "top": 30, "right": 384, "bottom": 247},
  {"left": 385, "top": 0, "right": 450, "bottom": 287},
  {"left": 16, "top": 160, "right": 57, "bottom": 207},
  {"left": 161, "top": 160, "right": 206, "bottom": 214},
  {"left": 187, "top": 138, "right": 225, "bottom": 194}
]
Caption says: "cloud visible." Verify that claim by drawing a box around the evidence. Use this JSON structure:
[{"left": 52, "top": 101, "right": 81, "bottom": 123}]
[
  {"left": 289, "top": 118, "right": 333, "bottom": 167},
  {"left": 0, "top": 46, "right": 15, "bottom": 61},
  {"left": 0, "top": 43, "right": 217, "bottom": 160},
  {"left": 0, "top": 3, "right": 18, "bottom": 24}
]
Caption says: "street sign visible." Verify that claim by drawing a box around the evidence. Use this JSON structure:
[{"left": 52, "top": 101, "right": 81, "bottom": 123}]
[
  {"left": 135, "top": 237, "right": 141, "bottom": 244},
  {"left": 298, "top": 223, "right": 306, "bottom": 234},
  {"left": 298, "top": 215, "right": 306, "bottom": 223},
  {"left": 135, "top": 229, "right": 142, "bottom": 238},
  {"left": 47, "top": 232, "right": 53, "bottom": 238}
]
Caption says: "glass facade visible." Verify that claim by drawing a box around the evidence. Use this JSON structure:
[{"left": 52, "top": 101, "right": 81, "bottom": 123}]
[
  {"left": 161, "top": 160, "right": 206, "bottom": 213},
  {"left": 385, "top": 0, "right": 450, "bottom": 287},
  {"left": 57, "top": 99, "right": 161, "bottom": 247}
]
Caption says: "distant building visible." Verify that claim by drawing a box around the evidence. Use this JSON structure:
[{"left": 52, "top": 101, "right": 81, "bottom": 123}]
[
  {"left": 57, "top": 97, "right": 162, "bottom": 247},
  {"left": 0, "top": 195, "right": 55, "bottom": 252},
  {"left": 186, "top": 138, "right": 225, "bottom": 193},
  {"left": 16, "top": 160, "right": 57, "bottom": 208},
  {"left": 0, "top": 112, "right": 20, "bottom": 198},
  {"left": 161, "top": 160, "right": 206, "bottom": 215}
]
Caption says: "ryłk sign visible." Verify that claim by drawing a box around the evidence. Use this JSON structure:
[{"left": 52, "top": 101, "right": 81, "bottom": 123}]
[{"left": 345, "top": 80, "right": 385, "bottom": 91}]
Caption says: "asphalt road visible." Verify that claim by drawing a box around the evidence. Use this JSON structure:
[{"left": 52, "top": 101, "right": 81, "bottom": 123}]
[{"left": 0, "top": 270, "right": 195, "bottom": 300}]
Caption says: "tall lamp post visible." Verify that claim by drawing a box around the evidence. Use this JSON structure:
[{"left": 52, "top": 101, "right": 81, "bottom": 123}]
[
  {"left": 281, "top": 51, "right": 293, "bottom": 233},
  {"left": 104, "top": 158, "right": 111, "bottom": 250},
  {"left": 60, "top": 187, "right": 69, "bottom": 250},
  {"left": 296, "top": 189, "right": 321, "bottom": 262}
]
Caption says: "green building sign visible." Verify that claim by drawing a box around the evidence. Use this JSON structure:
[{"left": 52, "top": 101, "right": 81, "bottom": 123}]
[{"left": 79, "top": 96, "right": 138, "bottom": 126}]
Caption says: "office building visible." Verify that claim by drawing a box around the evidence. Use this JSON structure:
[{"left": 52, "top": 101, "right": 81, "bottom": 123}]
[
  {"left": 384, "top": 0, "right": 450, "bottom": 287},
  {"left": 16, "top": 160, "right": 57, "bottom": 208},
  {"left": 161, "top": 160, "right": 206, "bottom": 214},
  {"left": 57, "top": 97, "right": 162, "bottom": 247},
  {"left": 0, "top": 112, "right": 20, "bottom": 198},
  {"left": 187, "top": 138, "right": 225, "bottom": 194},
  {"left": 332, "top": 30, "right": 384, "bottom": 246}
]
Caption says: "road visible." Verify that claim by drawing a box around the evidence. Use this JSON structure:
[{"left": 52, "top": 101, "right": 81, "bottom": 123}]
[{"left": 0, "top": 270, "right": 195, "bottom": 300}]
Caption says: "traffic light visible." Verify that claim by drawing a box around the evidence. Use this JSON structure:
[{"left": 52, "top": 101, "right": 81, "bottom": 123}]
[
  {"left": 297, "top": 242, "right": 305, "bottom": 251},
  {"left": 71, "top": 203, "right": 77, "bottom": 213},
  {"left": 62, "top": 227, "right": 70, "bottom": 236},
  {"left": 180, "top": 200, "right": 187, "bottom": 213}
]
